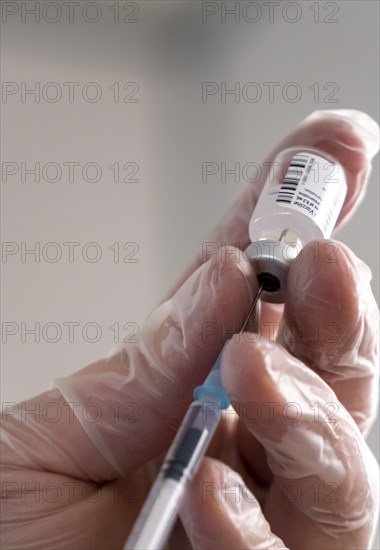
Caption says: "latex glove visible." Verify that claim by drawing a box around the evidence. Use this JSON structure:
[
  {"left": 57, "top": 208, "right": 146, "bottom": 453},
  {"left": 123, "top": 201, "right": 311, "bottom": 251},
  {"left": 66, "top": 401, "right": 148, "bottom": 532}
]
[
  {"left": 180, "top": 238, "right": 379, "bottom": 549},
  {"left": 1, "top": 110, "right": 379, "bottom": 550}
]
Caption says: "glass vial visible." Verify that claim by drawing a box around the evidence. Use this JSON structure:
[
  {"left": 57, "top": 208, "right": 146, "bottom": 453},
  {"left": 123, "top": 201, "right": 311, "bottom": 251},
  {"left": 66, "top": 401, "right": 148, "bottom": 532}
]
[{"left": 246, "top": 146, "right": 347, "bottom": 303}]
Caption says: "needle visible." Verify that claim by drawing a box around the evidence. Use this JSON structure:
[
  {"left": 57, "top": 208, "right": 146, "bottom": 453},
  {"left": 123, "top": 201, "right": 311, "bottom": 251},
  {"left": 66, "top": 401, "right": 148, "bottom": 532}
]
[{"left": 240, "top": 282, "right": 264, "bottom": 334}]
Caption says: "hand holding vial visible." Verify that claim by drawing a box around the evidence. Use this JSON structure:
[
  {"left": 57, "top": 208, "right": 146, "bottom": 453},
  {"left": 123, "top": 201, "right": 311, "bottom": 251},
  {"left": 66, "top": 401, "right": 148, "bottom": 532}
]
[{"left": 1, "top": 110, "right": 379, "bottom": 550}]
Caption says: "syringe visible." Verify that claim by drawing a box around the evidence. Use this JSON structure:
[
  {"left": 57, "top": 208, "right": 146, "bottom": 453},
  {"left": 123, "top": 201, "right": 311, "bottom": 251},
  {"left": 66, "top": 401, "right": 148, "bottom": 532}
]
[
  {"left": 125, "top": 145, "right": 348, "bottom": 549},
  {"left": 124, "top": 285, "right": 263, "bottom": 550}
]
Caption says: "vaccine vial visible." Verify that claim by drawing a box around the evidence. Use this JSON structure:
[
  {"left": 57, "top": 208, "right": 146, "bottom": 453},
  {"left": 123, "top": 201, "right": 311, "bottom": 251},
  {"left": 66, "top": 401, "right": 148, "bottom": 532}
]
[{"left": 246, "top": 146, "right": 347, "bottom": 303}]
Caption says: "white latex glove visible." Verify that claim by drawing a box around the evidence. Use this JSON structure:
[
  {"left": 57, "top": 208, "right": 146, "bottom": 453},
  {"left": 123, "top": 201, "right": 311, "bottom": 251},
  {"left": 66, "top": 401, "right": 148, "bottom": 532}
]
[{"left": 1, "top": 110, "right": 379, "bottom": 550}]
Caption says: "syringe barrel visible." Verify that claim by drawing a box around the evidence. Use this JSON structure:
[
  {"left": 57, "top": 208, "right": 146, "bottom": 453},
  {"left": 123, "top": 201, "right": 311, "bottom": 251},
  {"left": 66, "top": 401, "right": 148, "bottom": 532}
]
[
  {"left": 125, "top": 401, "right": 221, "bottom": 550},
  {"left": 163, "top": 400, "right": 221, "bottom": 483},
  {"left": 124, "top": 469, "right": 185, "bottom": 550}
]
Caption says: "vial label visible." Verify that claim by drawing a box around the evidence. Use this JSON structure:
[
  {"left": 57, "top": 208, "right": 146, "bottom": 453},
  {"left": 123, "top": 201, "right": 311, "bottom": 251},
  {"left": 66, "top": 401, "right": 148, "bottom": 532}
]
[{"left": 276, "top": 152, "right": 347, "bottom": 236}]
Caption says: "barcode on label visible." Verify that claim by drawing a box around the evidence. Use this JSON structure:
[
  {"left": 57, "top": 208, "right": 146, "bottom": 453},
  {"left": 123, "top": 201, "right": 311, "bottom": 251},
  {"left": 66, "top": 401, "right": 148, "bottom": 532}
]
[{"left": 276, "top": 154, "right": 309, "bottom": 204}]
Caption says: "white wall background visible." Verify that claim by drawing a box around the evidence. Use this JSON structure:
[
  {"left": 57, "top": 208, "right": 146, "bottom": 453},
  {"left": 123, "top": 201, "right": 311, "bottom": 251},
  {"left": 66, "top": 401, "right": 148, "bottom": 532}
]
[{"left": 1, "top": 1, "right": 379, "bottom": 547}]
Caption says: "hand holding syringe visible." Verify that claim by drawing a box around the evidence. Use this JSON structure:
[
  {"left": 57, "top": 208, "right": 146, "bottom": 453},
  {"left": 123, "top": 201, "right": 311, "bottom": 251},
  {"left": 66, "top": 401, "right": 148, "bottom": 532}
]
[
  {"left": 126, "top": 145, "right": 352, "bottom": 549},
  {"left": 2, "top": 112, "right": 379, "bottom": 550},
  {"left": 125, "top": 285, "right": 263, "bottom": 549}
]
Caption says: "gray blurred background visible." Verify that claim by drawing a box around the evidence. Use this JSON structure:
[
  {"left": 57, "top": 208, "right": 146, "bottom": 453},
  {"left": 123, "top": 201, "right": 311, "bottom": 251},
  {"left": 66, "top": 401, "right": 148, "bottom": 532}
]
[{"left": 1, "top": 1, "right": 379, "bottom": 547}]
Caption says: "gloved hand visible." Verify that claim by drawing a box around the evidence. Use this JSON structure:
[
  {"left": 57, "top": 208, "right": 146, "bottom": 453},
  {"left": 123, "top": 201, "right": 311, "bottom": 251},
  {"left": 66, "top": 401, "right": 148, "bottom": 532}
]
[{"left": 1, "top": 110, "right": 379, "bottom": 550}]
